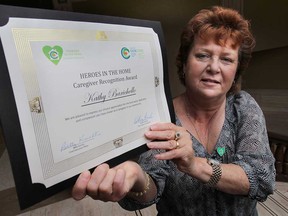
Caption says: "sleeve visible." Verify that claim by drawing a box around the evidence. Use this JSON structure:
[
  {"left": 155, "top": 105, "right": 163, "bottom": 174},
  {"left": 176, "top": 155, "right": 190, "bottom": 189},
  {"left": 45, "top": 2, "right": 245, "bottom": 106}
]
[
  {"left": 118, "top": 149, "right": 170, "bottom": 211},
  {"left": 232, "top": 91, "right": 276, "bottom": 202}
]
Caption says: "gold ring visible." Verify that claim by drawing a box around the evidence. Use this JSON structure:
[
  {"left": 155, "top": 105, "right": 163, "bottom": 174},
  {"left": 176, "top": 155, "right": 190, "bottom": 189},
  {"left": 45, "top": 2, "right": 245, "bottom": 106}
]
[
  {"left": 175, "top": 131, "right": 181, "bottom": 141},
  {"left": 175, "top": 141, "right": 180, "bottom": 149}
]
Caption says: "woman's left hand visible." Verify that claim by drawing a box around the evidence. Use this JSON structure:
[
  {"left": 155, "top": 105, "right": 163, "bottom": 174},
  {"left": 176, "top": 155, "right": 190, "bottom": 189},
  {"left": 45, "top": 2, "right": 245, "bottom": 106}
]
[{"left": 145, "top": 122, "right": 195, "bottom": 174}]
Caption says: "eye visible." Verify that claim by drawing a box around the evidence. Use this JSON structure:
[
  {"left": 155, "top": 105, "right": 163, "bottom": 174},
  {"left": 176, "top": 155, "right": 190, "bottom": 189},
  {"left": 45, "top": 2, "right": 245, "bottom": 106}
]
[
  {"left": 220, "top": 57, "right": 235, "bottom": 65},
  {"left": 195, "top": 53, "right": 210, "bottom": 61}
]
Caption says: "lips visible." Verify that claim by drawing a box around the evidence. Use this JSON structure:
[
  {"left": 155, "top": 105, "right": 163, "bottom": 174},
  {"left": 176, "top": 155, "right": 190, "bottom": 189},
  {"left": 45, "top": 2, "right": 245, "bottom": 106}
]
[{"left": 201, "top": 78, "right": 220, "bottom": 84}]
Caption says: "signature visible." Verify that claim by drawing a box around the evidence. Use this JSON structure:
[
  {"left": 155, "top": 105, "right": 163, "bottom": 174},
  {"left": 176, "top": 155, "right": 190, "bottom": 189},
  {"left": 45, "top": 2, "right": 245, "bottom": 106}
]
[
  {"left": 82, "top": 87, "right": 136, "bottom": 106},
  {"left": 134, "top": 112, "right": 154, "bottom": 126},
  {"left": 61, "top": 130, "right": 101, "bottom": 152},
  {"left": 83, "top": 91, "right": 106, "bottom": 104}
]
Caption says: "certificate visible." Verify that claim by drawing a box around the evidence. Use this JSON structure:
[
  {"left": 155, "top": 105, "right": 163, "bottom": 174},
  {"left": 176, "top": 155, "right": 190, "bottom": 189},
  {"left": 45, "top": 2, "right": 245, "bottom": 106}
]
[{"left": 0, "top": 16, "right": 171, "bottom": 188}]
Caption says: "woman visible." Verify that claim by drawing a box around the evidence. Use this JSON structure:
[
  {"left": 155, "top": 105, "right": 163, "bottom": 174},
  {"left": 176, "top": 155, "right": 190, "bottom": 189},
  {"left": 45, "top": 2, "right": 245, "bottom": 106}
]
[{"left": 72, "top": 6, "right": 275, "bottom": 215}]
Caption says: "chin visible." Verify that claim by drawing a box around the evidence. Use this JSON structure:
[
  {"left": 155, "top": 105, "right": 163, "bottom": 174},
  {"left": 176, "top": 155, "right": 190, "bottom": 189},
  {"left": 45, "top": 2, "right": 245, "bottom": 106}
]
[{"left": 199, "top": 89, "right": 223, "bottom": 99}]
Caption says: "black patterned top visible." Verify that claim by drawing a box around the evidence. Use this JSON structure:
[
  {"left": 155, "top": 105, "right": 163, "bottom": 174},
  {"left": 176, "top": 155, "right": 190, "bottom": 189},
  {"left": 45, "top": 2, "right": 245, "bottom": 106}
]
[{"left": 119, "top": 91, "right": 276, "bottom": 216}]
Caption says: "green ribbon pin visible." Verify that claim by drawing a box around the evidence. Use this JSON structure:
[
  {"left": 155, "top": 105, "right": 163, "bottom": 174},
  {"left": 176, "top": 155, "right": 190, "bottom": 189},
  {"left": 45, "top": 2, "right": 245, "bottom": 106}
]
[{"left": 217, "top": 147, "right": 225, "bottom": 156}]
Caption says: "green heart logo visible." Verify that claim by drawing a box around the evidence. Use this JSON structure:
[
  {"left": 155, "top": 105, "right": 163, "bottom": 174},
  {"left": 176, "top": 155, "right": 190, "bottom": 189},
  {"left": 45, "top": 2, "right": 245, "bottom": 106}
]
[
  {"left": 42, "top": 45, "right": 63, "bottom": 65},
  {"left": 217, "top": 147, "right": 225, "bottom": 156}
]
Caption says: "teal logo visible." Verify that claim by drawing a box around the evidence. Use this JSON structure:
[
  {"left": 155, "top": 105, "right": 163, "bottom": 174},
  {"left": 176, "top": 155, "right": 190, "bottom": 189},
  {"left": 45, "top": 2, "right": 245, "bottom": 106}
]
[
  {"left": 121, "top": 47, "right": 130, "bottom": 59},
  {"left": 42, "top": 45, "right": 63, "bottom": 65}
]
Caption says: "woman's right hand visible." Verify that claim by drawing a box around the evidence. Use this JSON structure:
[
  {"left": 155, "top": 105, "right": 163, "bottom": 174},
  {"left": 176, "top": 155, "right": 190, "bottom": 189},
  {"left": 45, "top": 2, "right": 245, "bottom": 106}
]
[
  {"left": 145, "top": 122, "right": 196, "bottom": 175},
  {"left": 72, "top": 161, "right": 148, "bottom": 202}
]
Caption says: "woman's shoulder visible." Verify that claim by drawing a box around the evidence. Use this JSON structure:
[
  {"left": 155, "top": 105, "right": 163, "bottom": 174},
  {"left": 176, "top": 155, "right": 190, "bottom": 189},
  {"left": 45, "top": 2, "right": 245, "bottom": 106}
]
[
  {"left": 227, "top": 90, "right": 259, "bottom": 108},
  {"left": 226, "top": 90, "right": 264, "bottom": 119}
]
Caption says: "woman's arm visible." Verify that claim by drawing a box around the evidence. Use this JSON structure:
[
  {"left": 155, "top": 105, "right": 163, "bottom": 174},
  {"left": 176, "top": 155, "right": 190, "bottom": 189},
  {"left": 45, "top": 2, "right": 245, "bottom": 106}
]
[
  {"left": 146, "top": 123, "right": 250, "bottom": 195},
  {"left": 185, "top": 157, "right": 249, "bottom": 194}
]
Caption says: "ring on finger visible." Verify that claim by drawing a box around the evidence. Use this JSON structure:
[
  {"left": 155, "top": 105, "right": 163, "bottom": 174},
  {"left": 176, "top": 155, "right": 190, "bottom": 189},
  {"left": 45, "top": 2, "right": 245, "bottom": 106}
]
[
  {"left": 175, "top": 131, "right": 181, "bottom": 141},
  {"left": 175, "top": 141, "right": 180, "bottom": 149}
]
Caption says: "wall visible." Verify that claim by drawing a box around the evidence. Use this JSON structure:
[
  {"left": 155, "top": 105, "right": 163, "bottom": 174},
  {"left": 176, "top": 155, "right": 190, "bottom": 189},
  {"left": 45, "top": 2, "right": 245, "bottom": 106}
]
[
  {"left": 242, "top": 46, "right": 288, "bottom": 89},
  {"left": 242, "top": 0, "right": 288, "bottom": 89},
  {"left": 243, "top": 0, "right": 288, "bottom": 52}
]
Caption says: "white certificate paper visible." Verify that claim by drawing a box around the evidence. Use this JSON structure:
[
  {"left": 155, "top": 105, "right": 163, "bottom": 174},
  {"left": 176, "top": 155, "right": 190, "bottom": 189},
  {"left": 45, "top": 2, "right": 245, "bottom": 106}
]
[{"left": 0, "top": 18, "right": 170, "bottom": 187}]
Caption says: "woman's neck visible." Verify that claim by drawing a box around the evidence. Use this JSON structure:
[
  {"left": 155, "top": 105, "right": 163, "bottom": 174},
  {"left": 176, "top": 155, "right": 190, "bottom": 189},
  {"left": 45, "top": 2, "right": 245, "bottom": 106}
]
[
  {"left": 183, "top": 91, "right": 226, "bottom": 123},
  {"left": 178, "top": 92, "right": 226, "bottom": 153}
]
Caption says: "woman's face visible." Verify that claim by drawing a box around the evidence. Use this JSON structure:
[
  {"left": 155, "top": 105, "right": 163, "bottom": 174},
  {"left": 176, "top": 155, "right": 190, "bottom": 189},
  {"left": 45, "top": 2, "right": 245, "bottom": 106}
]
[{"left": 184, "top": 36, "right": 239, "bottom": 100}]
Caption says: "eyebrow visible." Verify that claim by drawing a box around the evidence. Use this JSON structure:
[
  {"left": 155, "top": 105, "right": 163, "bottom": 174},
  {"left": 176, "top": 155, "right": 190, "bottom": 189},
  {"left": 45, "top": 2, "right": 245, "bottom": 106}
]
[{"left": 195, "top": 47, "right": 238, "bottom": 56}]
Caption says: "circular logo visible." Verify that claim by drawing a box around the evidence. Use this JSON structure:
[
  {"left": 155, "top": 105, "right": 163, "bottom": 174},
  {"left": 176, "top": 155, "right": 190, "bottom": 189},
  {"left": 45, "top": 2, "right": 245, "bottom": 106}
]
[
  {"left": 49, "top": 49, "right": 59, "bottom": 60},
  {"left": 121, "top": 47, "right": 130, "bottom": 59}
]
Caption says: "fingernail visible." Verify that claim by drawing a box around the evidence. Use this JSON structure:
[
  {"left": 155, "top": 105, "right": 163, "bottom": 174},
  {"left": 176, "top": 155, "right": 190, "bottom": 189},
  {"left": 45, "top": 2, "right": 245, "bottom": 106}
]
[{"left": 145, "top": 131, "right": 152, "bottom": 137}]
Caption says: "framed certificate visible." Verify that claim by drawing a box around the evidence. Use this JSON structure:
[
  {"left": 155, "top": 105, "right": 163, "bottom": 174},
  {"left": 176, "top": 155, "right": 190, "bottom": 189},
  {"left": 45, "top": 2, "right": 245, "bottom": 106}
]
[{"left": 0, "top": 5, "right": 174, "bottom": 209}]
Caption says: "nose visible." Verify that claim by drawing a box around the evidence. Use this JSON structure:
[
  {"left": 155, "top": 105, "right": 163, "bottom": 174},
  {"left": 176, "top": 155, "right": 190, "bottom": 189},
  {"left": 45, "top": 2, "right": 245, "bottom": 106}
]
[{"left": 207, "top": 58, "right": 220, "bottom": 74}]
